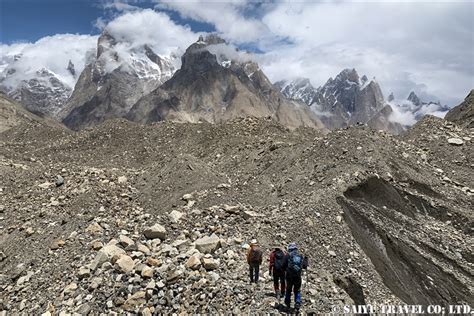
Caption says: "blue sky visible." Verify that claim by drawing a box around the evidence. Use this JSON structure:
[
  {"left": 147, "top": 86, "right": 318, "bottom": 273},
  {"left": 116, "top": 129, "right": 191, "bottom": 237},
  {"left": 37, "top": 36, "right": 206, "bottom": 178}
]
[
  {"left": 1, "top": 0, "right": 473, "bottom": 114},
  {"left": 0, "top": 0, "right": 215, "bottom": 44}
]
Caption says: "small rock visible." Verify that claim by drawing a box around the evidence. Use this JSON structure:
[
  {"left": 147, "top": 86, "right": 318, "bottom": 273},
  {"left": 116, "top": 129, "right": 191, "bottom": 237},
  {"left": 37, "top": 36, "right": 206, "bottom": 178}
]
[
  {"left": 242, "top": 210, "right": 261, "bottom": 219},
  {"left": 182, "top": 193, "right": 193, "bottom": 201},
  {"left": 91, "top": 240, "right": 103, "bottom": 250},
  {"left": 448, "top": 138, "right": 464, "bottom": 146},
  {"left": 16, "top": 271, "right": 34, "bottom": 286},
  {"left": 146, "top": 257, "right": 162, "bottom": 267},
  {"left": 25, "top": 227, "right": 34, "bottom": 236},
  {"left": 63, "top": 282, "right": 78, "bottom": 294},
  {"left": 78, "top": 267, "right": 91, "bottom": 280},
  {"left": 76, "top": 303, "right": 92, "bottom": 315},
  {"left": 141, "top": 266, "right": 154, "bottom": 278},
  {"left": 137, "top": 243, "right": 151, "bottom": 255},
  {"left": 141, "top": 307, "right": 152, "bottom": 316},
  {"left": 123, "top": 291, "right": 146, "bottom": 311},
  {"left": 119, "top": 235, "right": 135, "bottom": 248},
  {"left": 90, "top": 245, "right": 125, "bottom": 270},
  {"left": 185, "top": 255, "right": 201, "bottom": 270},
  {"left": 38, "top": 182, "right": 53, "bottom": 189},
  {"left": 166, "top": 269, "right": 183, "bottom": 283},
  {"left": 86, "top": 222, "right": 103, "bottom": 234},
  {"left": 115, "top": 255, "right": 135, "bottom": 273},
  {"left": 117, "top": 176, "right": 127, "bottom": 183},
  {"left": 50, "top": 239, "right": 65, "bottom": 250},
  {"left": 56, "top": 175, "right": 64, "bottom": 187},
  {"left": 143, "top": 224, "right": 167, "bottom": 240},
  {"left": 89, "top": 277, "right": 102, "bottom": 290},
  {"left": 202, "top": 255, "right": 219, "bottom": 271},
  {"left": 169, "top": 210, "right": 184, "bottom": 223}
]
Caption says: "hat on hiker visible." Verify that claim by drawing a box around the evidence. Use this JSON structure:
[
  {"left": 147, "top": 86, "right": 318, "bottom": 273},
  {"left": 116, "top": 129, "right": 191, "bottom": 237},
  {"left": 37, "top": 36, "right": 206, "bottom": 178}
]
[
  {"left": 250, "top": 239, "right": 258, "bottom": 245},
  {"left": 288, "top": 242, "right": 297, "bottom": 251}
]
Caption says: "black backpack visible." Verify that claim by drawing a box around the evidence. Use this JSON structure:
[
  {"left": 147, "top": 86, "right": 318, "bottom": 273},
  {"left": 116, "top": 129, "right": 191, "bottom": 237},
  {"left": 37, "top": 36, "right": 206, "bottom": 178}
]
[
  {"left": 274, "top": 249, "right": 285, "bottom": 271},
  {"left": 287, "top": 252, "right": 303, "bottom": 275}
]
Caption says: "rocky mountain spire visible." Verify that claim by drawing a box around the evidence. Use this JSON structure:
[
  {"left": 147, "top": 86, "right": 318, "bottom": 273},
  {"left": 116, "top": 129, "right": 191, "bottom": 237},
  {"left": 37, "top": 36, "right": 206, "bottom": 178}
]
[
  {"left": 387, "top": 92, "right": 395, "bottom": 102},
  {"left": 274, "top": 78, "right": 317, "bottom": 106},
  {"left": 60, "top": 29, "right": 179, "bottom": 130},
  {"left": 407, "top": 91, "right": 421, "bottom": 106},
  {"left": 67, "top": 60, "right": 76, "bottom": 77},
  {"left": 127, "top": 37, "right": 325, "bottom": 130}
]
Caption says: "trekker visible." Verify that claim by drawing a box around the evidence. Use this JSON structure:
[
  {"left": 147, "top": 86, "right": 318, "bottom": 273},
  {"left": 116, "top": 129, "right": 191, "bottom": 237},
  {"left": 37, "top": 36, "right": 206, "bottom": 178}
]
[
  {"left": 269, "top": 246, "right": 287, "bottom": 302},
  {"left": 247, "top": 239, "right": 263, "bottom": 283},
  {"left": 284, "top": 242, "right": 308, "bottom": 311}
]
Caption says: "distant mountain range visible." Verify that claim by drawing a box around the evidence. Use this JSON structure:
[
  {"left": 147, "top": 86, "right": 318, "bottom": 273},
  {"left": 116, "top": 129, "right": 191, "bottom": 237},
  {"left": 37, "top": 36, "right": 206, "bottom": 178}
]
[{"left": 0, "top": 31, "right": 466, "bottom": 134}]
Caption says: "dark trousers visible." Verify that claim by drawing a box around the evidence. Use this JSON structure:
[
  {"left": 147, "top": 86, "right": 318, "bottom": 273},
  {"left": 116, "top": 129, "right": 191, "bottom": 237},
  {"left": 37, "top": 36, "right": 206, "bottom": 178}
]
[
  {"left": 273, "top": 271, "right": 286, "bottom": 294},
  {"left": 285, "top": 275, "right": 302, "bottom": 308},
  {"left": 249, "top": 262, "right": 260, "bottom": 282}
]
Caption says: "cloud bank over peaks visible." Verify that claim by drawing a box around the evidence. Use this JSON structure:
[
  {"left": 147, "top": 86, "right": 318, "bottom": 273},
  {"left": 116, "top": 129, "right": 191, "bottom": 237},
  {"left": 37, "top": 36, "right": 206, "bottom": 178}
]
[
  {"left": 105, "top": 9, "right": 198, "bottom": 57},
  {"left": 1, "top": 34, "right": 97, "bottom": 91},
  {"left": 1, "top": 9, "right": 201, "bottom": 90}
]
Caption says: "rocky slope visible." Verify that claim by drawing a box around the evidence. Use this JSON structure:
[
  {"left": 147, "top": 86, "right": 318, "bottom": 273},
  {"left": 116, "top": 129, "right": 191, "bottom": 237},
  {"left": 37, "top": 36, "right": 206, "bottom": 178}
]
[
  {"left": 127, "top": 35, "right": 325, "bottom": 130},
  {"left": 445, "top": 90, "right": 474, "bottom": 128},
  {"left": 0, "top": 92, "right": 65, "bottom": 133},
  {"left": 0, "top": 111, "right": 472, "bottom": 314},
  {"left": 61, "top": 31, "right": 179, "bottom": 130}
]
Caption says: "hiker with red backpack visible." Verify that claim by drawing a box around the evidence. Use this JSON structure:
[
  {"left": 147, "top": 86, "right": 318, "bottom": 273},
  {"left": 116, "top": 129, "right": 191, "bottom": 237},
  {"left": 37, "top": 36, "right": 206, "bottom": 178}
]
[
  {"left": 269, "top": 246, "right": 287, "bottom": 302},
  {"left": 284, "top": 242, "right": 308, "bottom": 311},
  {"left": 247, "top": 239, "right": 263, "bottom": 283}
]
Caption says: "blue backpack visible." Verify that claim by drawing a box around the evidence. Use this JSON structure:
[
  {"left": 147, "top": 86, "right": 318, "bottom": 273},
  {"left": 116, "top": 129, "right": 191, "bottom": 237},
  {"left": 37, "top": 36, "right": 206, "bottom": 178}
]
[{"left": 287, "top": 252, "right": 303, "bottom": 274}]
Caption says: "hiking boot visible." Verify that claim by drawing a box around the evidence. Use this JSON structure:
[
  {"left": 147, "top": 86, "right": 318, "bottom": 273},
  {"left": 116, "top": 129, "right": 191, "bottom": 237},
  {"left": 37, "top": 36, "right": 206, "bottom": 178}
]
[{"left": 295, "top": 303, "right": 301, "bottom": 312}]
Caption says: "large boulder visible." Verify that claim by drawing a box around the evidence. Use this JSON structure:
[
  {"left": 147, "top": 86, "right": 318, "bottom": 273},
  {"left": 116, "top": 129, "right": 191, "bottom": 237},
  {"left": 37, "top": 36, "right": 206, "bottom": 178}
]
[{"left": 194, "top": 234, "right": 221, "bottom": 254}]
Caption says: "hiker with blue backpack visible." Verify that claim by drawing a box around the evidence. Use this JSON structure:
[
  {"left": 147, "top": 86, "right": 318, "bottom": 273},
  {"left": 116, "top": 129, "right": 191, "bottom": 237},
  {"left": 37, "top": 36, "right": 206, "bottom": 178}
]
[
  {"left": 269, "top": 246, "right": 287, "bottom": 302},
  {"left": 284, "top": 242, "right": 309, "bottom": 311}
]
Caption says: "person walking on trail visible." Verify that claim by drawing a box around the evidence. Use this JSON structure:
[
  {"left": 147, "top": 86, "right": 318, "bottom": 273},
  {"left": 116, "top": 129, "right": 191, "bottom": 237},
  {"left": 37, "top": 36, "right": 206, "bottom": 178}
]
[
  {"left": 284, "top": 242, "right": 308, "bottom": 311},
  {"left": 269, "top": 246, "right": 287, "bottom": 302},
  {"left": 247, "top": 239, "right": 263, "bottom": 283}
]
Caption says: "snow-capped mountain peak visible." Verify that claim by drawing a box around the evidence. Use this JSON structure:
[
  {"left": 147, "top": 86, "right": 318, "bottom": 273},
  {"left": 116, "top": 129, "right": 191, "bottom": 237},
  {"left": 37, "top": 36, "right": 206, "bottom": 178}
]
[{"left": 274, "top": 77, "right": 317, "bottom": 105}]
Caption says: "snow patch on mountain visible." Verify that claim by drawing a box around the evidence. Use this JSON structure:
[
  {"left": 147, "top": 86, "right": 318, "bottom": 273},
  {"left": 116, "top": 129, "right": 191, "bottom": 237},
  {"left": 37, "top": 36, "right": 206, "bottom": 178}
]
[{"left": 0, "top": 35, "right": 97, "bottom": 92}]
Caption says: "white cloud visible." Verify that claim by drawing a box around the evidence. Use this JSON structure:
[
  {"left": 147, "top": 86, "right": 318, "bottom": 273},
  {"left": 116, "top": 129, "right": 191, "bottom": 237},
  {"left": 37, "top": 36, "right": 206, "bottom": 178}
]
[
  {"left": 156, "top": 0, "right": 269, "bottom": 43},
  {"left": 101, "top": 0, "right": 142, "bottom": 12},
  {"left": 105, "top": 9, "right": 199, "bottom": 56},
  {"left": 1, "top": 34, "right": 98, "bottom": 89},
  {"left": 257, "top": 2, "right": 474, "bottom": 108},
  {"left": 388, "top": 99, "right": 449, "bottom": 125},
  {"left": 205, "top": 43, "right": 255, "bottom": 64}
]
